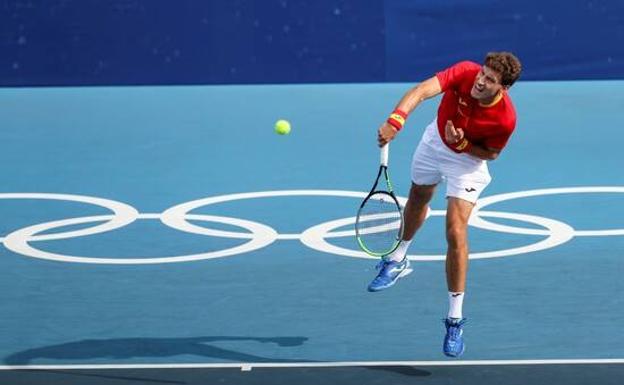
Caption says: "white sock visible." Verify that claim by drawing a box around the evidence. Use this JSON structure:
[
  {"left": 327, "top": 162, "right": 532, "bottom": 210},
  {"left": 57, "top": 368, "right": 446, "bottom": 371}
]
[
  {"left": 447, "top": 292, "right": 464, "bottom": 319},
  {"left": 387, "top": 239, "right": 412, "bottom": 262}
]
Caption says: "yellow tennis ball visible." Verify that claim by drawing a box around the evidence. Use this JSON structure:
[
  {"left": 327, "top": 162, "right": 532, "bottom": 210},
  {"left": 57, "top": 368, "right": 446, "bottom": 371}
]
[{"left": 274, "top": 119, "right": 291, "bottom": 135}]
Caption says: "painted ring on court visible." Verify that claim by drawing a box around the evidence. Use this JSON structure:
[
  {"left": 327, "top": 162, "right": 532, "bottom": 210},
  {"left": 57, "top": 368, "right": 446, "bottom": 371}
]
[
  {"left": 160, "top": 190, "right": 407, "bottom": 240},
  {"left": 0, "top": 193, "right": 138, "bottom": 242},
  {"left": 3, "top": 213, "right": 277, "bottom": 264},
  {"left": 300, "top": 209, "right": 575, "bottom": 261},
  {"left": 473, "top": 187, "right": 624, "bottom": 236},
  {"left": 2, "top": 187, "right": 614, "bottom": 264}
]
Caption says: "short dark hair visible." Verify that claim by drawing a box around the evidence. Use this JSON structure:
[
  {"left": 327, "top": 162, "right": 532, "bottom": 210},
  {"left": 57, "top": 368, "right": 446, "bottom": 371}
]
[{"left": 484, "top": 52, "right": 522, "bottom": 87}]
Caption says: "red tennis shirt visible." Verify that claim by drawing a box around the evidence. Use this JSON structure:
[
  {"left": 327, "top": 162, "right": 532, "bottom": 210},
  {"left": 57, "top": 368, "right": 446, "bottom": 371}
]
[{"left": 435, "top": 61, "right": 516, "bottom": 151}]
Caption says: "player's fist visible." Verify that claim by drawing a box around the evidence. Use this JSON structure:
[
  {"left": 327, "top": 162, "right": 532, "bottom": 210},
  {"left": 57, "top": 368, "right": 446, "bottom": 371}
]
[
  {"left": 377, "top": 122, "right": 398, "bottom": 147},
  {"left": 445, "top": 120, "right": 472, "bottom": 153},
  {"left": 445, "top": 120, "right": 463, "bottom": 144}
]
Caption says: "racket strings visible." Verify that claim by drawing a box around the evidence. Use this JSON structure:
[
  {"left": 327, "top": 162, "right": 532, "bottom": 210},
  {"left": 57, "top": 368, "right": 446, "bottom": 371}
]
[{"left": 356, "top": 194, "right": 402, "bottom": 255}]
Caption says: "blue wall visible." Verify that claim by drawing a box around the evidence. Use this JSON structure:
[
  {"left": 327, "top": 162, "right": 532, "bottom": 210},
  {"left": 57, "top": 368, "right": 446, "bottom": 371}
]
[{"left": 1, "top": 0, "right": 623, "bottom": 86}]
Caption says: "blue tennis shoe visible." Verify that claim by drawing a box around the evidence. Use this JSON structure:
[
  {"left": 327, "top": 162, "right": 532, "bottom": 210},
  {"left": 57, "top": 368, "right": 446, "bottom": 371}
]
[
  {"left": 367, "top": 258, "right": 412, "bottom": 292},
  {"left": 443, "top": 318, "right": 467, "bottom": 357}
]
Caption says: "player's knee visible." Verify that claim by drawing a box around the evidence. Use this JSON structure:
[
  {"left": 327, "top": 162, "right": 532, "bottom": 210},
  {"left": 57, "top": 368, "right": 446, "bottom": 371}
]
[{"left": 446, "top": 223, "right": 467, "bottom": 248}]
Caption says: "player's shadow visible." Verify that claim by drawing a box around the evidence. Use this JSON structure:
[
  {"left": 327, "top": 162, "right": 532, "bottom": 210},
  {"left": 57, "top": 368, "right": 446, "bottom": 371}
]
[
  {"left": 4, "top": 336, "right": 310, "bottom": 365},
  {"left": 365, "top": 365, "right": 432, "bottom": 377}
]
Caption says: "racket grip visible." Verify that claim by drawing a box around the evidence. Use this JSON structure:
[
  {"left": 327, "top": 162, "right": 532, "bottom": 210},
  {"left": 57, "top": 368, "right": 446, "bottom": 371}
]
[{"left": 380, "top": 144, "right": 389, "bottom": 166}]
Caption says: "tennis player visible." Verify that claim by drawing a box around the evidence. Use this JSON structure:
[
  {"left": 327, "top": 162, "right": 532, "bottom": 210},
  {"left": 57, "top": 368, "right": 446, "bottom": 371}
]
[{"left": 368, "top": 52, "right": 522, "bottom": 357}]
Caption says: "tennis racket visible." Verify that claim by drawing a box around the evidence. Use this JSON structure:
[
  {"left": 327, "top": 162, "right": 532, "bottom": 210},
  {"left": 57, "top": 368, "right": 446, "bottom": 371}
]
[{"left": 355, "top": 143, "right": 404, "bottom": 257}]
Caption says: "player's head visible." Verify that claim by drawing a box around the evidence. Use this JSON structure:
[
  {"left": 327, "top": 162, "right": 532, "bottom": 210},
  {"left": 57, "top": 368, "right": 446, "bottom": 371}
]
[{"left": 471, "top": 52, "right": 522, "bottom": 101}]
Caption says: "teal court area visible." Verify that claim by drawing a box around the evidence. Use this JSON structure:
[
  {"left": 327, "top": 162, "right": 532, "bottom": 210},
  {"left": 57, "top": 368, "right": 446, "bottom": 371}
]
[{"left": 0, "top": 81, "right": 623, "bottom": 383}]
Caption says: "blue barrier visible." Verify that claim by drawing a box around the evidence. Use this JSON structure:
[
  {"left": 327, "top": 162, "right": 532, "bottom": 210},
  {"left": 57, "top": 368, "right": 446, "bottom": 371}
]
[{"left": 1, "top": 0, "right": 622, "bottom": 86}]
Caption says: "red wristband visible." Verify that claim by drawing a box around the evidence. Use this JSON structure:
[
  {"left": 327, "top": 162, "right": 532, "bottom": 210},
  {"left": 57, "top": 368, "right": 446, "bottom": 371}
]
[{"left": 386, "top": 109, "right": 408, "bottom": 131}]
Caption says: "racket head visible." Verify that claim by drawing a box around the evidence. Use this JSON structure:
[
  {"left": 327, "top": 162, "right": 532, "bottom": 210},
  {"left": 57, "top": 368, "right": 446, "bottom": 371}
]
[{"left": 355, "top": 191, "right": 404, "bottom": 257}]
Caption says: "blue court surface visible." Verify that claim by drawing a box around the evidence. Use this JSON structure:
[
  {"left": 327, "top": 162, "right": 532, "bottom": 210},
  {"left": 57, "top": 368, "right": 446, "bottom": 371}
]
[{"left": 1, "top": 81, "right": 623, "bottom": 384}]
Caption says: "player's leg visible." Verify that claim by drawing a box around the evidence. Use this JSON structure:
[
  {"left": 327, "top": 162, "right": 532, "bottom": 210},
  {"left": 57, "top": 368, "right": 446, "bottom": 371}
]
[
  {"left": 367, "top": 183, "right": 436, "bottom": 292},
  {"left": 445, "top": 196, "right": 474, "bottom": 315},
  {"left": 442, "top": 197, "right": 474, "bottom": 357},
  {"left": 440, "top": 156, "right": 491, "bottom": 357}
]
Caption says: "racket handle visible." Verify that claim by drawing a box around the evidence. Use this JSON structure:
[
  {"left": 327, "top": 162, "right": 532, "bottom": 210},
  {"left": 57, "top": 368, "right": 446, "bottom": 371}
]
[{"left": 380, "top": 143, "right": 389, "bottom": 167}]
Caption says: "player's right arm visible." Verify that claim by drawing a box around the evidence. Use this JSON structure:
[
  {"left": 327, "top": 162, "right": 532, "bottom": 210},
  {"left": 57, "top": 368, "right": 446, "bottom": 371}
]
[
  {"left": 378, "top": 76, "right": 442, "bottom": 146},
  {"left": 394, "top": 76, "right": 443, "bottom": 114}
]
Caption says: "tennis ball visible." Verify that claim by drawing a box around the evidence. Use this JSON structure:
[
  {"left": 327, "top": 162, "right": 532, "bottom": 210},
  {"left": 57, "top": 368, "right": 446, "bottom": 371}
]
[{"left": 274, "top": 119, "right": 291, "bottom": 135}]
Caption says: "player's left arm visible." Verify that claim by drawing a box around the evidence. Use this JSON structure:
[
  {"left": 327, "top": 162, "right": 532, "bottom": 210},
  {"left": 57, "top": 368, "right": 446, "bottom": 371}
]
[
  {"left": 466, "top": 121, "right": 514, "bottom": 161},
  {"left": 471, "top": 125, "right": 515, "bottom": 161},
  {"left": 446, "top": 120, "right": 507, "bottom": 161}
]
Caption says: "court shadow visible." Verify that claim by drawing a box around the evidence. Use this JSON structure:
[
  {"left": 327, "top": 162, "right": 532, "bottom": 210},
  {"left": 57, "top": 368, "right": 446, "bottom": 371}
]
[
  {"left": 4, "top": 336, "right": 310, "bottom": 365},
  {"left": 365, "top": 365, "right": 432, "bottom": 377},
  {"left": 22, "top": 369, "right": 186, "bottom": 385}
]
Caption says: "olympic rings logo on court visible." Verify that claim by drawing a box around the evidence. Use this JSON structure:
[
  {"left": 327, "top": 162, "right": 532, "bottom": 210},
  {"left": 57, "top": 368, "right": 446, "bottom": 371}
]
[{"left": 0, "top": 187, "right": 622, "bottom": 264}]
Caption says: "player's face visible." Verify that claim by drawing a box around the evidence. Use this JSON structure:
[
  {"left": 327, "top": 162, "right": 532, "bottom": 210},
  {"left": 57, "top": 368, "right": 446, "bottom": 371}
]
[{"left": 471, "top": 66, "right": 505, "bottom": 101}]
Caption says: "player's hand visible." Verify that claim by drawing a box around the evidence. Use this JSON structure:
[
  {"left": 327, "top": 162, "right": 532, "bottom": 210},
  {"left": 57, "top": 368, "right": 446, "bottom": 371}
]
[
  {"left": 445, "top": 120, "right": 464, "bottom": 144},
  {"left": 445, "top": 120, "right": 473, "bottom": 153},
  {"left": 377, "top": 122, "right": 398, "bottom": 147}
]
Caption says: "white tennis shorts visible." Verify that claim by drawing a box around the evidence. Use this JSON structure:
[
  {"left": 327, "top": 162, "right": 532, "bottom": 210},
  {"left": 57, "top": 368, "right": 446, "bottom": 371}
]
[{"left": 411, "top": 120, "right": 492, "bottom": 204}]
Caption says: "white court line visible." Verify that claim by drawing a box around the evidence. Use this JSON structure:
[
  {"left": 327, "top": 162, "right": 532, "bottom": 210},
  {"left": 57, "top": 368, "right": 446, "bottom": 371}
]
[{"left": 1, "top": 359, "right": 623, "bottom": 371}]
